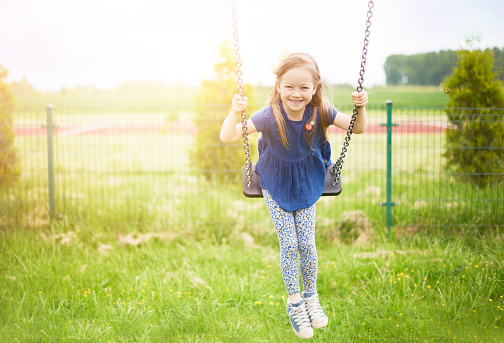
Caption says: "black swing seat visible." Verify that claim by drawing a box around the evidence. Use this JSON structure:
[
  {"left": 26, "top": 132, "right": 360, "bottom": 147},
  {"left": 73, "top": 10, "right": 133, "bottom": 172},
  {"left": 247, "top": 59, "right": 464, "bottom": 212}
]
[{"left": 242, "top": 163, "right": 342, "bottom": 198}]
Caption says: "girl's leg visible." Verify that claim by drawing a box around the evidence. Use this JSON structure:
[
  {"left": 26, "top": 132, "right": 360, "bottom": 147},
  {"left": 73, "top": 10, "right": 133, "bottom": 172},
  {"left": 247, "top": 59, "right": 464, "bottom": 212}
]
[
  {"left": 263, "top": 190, "right": 301, "bottom": 299},
  {"left": 294, "top": 205, "right": 318, "bottom": 293}
]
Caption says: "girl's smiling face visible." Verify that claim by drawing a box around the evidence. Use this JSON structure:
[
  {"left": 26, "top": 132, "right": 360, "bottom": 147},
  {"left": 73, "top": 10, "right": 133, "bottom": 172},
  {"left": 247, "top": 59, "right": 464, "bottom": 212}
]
[{"left": 277, "top": 66, "right": 318, "bottom": 120}]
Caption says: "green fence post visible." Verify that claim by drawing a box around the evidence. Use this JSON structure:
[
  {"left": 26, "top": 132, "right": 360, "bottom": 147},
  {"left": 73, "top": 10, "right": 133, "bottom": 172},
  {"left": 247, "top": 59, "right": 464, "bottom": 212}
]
[
  {"left": 380, "top": 100, "right": 398, "bottom": 236},
  {"left": 46, "top": 104, "right": 55, "bottom": 219}
]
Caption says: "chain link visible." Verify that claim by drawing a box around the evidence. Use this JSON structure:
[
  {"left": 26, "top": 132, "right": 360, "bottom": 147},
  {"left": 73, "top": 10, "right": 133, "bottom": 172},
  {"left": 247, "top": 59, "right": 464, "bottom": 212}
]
[
  {"left": 231, "top": 0, "right": 253, "bottom": 188},
  {"left": 332, "top": 0, "right": 374, "bottom": 186}
]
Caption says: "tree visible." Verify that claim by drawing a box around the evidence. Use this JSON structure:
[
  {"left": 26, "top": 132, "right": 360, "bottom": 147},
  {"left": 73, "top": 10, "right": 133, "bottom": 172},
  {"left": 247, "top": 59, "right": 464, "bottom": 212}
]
[
  {"left": 442, "top": 47, "right": 504, "bottom": 187},
  {"left": 383, "top": 50, "right": 458, "bottom": 86},
  {"left": 0, "top": 65, "right": 19, "bottom": 187},
  {"left": 190, "top": 40, "right": 255, "bottom": 184}
]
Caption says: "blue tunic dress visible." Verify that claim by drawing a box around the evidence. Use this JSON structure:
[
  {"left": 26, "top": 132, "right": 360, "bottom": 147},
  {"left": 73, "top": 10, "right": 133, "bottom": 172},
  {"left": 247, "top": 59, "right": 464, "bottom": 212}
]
[{"left": 250, "top": 103, "right": 337, "bottom": 212}]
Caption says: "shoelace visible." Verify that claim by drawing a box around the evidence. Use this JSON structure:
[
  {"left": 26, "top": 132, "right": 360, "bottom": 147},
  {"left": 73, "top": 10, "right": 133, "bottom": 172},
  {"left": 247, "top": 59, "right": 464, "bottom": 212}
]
[
  {"left": 289, "top": 305, "right": 311, "bottom": 329},
  {"left": 304, "top": 294, "right": 324, "bottom": 318}
]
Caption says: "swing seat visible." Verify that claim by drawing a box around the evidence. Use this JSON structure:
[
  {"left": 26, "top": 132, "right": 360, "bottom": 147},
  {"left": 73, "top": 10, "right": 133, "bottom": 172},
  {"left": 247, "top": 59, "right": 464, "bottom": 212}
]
[{"left": 242, "top": 163, "right": 342, "bottom": 198}]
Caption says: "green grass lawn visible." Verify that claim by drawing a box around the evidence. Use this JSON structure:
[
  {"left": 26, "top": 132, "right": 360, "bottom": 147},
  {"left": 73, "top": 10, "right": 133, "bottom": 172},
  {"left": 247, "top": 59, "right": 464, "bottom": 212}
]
[
  {"left": 12, "top": 85, "right": 449, "bottom": 111},
  {"left": 1, "top": 224, "right": 503, "bottom": 342},
  {"left": 3, "top": 103, "right": 503, "bottom": 342}
]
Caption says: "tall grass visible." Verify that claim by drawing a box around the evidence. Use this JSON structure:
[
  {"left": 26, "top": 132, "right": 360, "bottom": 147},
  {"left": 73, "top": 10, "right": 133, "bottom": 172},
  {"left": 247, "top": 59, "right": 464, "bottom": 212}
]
[{"left": 1, "top": 219, "right": 503, "bottom": 342}]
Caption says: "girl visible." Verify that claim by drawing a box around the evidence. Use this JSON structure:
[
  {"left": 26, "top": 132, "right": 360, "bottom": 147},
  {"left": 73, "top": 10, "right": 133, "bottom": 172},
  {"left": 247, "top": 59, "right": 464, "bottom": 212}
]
[{"left": 220, "top": 52, "right": 368, "bottom": 339}]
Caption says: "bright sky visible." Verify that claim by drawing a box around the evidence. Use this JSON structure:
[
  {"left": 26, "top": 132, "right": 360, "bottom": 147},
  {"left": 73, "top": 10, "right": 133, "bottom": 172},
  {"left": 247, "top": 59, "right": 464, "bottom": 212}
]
[{"left": 1, "top": 0, "right": 503, "bottom": 91}]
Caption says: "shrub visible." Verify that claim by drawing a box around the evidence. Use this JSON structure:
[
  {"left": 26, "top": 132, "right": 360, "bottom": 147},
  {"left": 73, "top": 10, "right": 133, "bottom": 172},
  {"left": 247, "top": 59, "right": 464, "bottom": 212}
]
[
  {"left": 0, "top": 65, "right": 19, "bottom": 187},
  {"left": 191, "top": 40, "right": 255, "bottom": 184},
  {"left": 442, "top": 47, "right": 504, "bottom": 187}
]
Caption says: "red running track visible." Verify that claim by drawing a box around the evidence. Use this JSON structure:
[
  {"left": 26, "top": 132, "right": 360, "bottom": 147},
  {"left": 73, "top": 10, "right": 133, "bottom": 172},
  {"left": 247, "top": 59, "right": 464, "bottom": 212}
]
[{"left": 14, "top": 122, "right": 447, "bottom": 137}]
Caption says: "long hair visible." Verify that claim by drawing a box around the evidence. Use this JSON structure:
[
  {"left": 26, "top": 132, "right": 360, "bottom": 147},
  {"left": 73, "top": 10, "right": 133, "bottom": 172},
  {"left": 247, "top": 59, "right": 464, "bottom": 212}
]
[{"left": 267, "top": 52, "right": 332, "bottom": 149}]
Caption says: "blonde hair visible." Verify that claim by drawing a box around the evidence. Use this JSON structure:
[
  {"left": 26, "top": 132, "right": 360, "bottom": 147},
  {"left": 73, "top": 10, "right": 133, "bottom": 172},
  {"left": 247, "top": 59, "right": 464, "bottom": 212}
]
[{"left": 267, "top": 52, "right": 332, "bottom": 149}]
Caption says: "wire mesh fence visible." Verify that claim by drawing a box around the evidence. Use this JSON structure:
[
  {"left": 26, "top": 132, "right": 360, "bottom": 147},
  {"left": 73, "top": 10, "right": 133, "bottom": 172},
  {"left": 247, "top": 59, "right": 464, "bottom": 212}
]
[{"left": 1, "top": 104, "right": 503, "bottom": 232}]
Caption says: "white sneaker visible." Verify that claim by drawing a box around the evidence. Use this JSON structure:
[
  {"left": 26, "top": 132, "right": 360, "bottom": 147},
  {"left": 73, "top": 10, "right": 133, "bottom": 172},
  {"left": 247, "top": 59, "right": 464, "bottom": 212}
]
[
  {"left": 301, "top": 291, "right": 328, "bottom": 328},
  {"left": 286, "top": 299, "right": 314, "bottom": 338}
]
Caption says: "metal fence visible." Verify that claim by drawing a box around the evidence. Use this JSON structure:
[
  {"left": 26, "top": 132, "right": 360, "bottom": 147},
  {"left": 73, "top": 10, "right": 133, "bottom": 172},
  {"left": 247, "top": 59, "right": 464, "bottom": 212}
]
[{"left": 1, "top": 103, "right": 503, "bottom": 232}]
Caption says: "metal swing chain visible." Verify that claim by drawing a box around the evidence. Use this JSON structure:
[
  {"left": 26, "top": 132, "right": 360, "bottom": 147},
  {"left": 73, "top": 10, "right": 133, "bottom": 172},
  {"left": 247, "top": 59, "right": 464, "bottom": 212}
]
[
  {"left": 331, "top": 0, "right": 374, "bottom": 186},
  {"left": 231, "top": 0, "right": 253, "bottom": 188}
]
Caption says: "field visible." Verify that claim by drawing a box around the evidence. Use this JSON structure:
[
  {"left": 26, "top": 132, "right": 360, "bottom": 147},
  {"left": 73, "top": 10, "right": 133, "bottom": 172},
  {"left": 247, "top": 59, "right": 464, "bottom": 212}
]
[
  {"left": 11, "top": 84, "right": 450, "bottom": 110},
  {"left": 1, "top": 221, "right": 503, "bottom": 342},
  {"left": 2, "top": 86, "right": 503, "bottom": 342}
]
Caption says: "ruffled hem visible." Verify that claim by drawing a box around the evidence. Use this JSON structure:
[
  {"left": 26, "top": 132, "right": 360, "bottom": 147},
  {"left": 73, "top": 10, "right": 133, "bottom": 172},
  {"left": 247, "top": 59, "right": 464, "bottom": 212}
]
[{"left": 256, "top": 149, "right": 326, "bottom": 212}]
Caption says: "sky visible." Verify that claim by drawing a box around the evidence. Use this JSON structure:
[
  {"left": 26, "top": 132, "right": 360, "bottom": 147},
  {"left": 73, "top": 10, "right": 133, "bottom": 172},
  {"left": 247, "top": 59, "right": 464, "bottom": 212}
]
[{"left": 1, "top": 0, "right": 503, "bottom": 91}]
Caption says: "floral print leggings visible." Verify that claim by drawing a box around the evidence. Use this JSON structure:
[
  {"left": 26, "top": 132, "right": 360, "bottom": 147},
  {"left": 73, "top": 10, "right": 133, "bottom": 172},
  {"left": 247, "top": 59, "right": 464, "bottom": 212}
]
[{"left": 263, "top": 189, "right": 318, "bottom": 295}]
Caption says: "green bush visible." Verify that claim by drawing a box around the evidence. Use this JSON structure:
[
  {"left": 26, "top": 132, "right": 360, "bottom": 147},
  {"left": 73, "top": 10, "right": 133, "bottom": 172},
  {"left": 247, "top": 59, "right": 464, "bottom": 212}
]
[
  {"left": 442, "top": 47, "right": 504, "bottom": 188},
  {"left": 445, "top": 111, "right": 504, "bottom": 187},
  {"left": 0, "top": 65, "right": 19, "bottom": 187},
  {"left": 191, "top": 40, "right": 255, "bottom": 184}
]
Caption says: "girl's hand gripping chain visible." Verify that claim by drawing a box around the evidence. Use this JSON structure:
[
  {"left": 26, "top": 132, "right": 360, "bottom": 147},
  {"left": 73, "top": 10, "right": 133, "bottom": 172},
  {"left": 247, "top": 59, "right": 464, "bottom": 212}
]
[
  {"left": 351, "top": 90, "right": 368, "bottom": 108},
  {"left": 232, "top": 94, "right": 248, "bottom": 115}
]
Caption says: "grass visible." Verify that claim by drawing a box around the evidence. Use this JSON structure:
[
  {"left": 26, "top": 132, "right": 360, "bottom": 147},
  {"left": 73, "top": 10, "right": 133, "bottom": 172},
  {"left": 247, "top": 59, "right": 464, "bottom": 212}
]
[
  {"left": 1, "top": 223, "right": 503, "bottom": 342},
  {"left": 12, "top": 85, "right": 449, "bottom": 111},
  {"left": 2, "top": 103, "right": 503, "bottom": 341}
]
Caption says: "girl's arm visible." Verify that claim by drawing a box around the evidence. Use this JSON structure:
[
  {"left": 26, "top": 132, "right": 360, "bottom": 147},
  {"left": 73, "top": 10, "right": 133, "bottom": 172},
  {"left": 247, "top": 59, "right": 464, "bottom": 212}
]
[
  {"left": 332, "top": 90, "right": 368, "bottom": 134},
  {"left": 220, "top": 94, "right": 257, "bottom": 143}
]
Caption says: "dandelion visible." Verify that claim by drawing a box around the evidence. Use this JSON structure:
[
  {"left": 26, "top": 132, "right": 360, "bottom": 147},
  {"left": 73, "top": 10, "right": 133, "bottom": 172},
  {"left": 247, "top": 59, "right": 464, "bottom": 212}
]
[
  {"left": 489, "top": 299, "right": 493, "bottom": 302},
  {"left": 475, "top": 265, "right": 479, "bottom": 268},
  {"left": 269, "top": 301, "right": 275, "bottom": 306}
]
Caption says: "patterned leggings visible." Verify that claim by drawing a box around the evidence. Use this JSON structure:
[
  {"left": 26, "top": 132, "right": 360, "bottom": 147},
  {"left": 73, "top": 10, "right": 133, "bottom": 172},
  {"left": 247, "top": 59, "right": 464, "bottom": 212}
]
[{"left": 263, "top": 189, "right": 318, "bottom": 295}]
